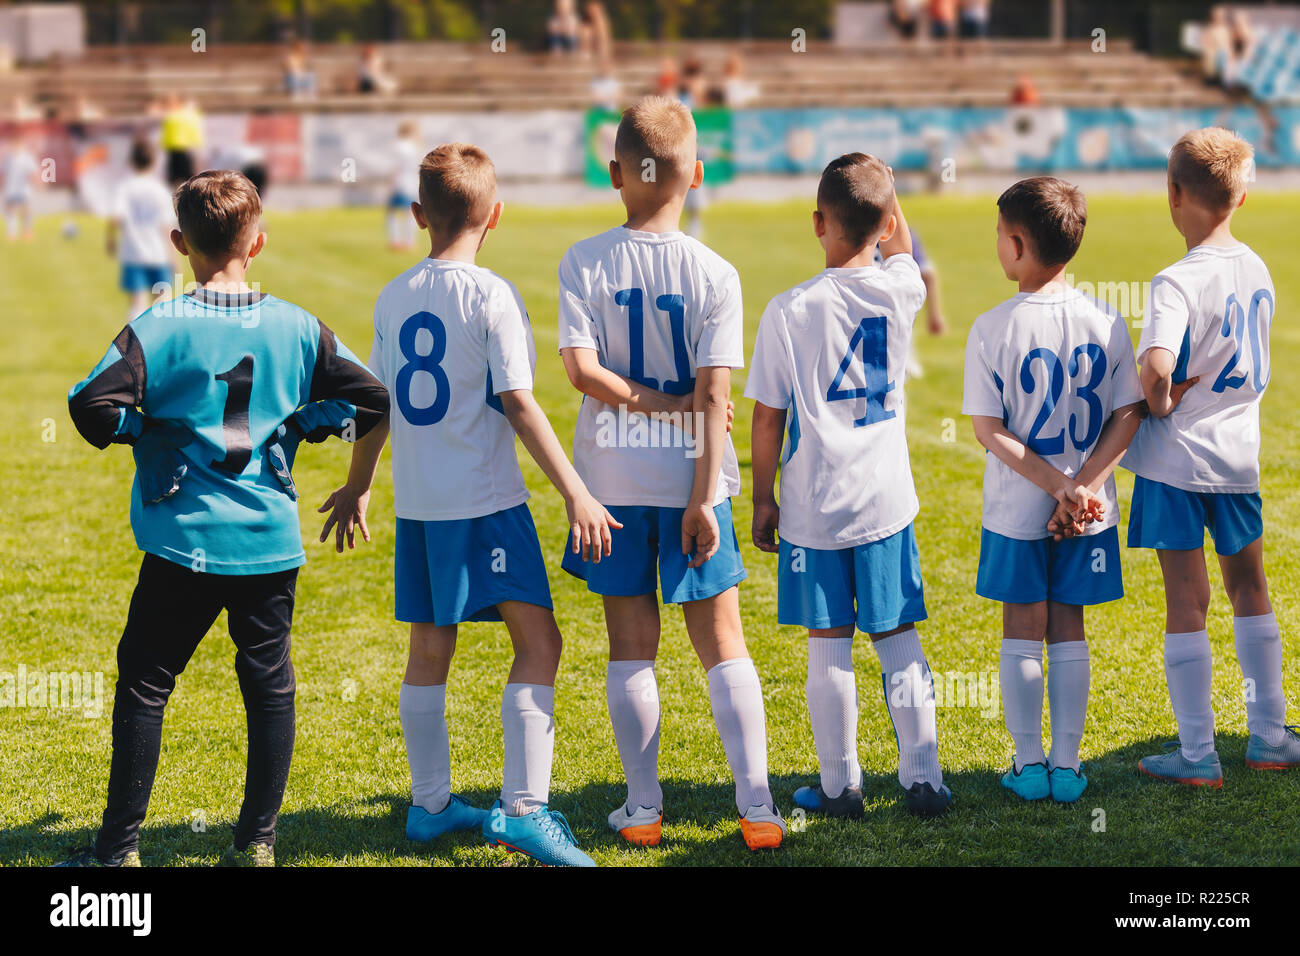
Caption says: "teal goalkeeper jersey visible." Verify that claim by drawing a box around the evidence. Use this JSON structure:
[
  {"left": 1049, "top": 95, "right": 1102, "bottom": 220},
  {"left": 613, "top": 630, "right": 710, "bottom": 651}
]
[{"left": 68, "top": 289, "right": 389, "bottom": 574}]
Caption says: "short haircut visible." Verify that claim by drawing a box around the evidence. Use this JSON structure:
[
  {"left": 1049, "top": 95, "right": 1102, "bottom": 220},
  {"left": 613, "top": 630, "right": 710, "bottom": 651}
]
[
  {"left": 128, "top": 138, "right": 154, "bottom": 171},
  {"left": 996, "top": 176, "right": 1087, "bottom": 267},
  {"left": 614, "top": 96, "right": 697, "bottom": 184},
  {"left": 173, "top": 170, "right": 262, "bottom": 258},
  {"left": 816, "top": 152, "right": 894, "bottom": 247},
  {"left": 417, "top": 142, "right": 496, "bottom": 236},
  {"left": 1169, "top": 127, "right": 1253, "bottom": 211}
]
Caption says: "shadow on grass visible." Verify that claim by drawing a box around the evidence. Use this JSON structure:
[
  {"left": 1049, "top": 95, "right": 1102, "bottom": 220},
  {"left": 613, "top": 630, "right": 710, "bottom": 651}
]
[{"left": 9, "top": 733, "right": 1298, "bottom": 866}]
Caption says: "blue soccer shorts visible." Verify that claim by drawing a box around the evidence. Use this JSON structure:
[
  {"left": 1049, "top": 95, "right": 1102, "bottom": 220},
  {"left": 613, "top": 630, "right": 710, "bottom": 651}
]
[
  {"left": 777, "top": 523, "right": 927, "bottom": 634},
  {"left": 976, "top": 524, "right": 1123, "bottom": 606},
  {"left": 561, "top": 498, "right": 746, "bottom": 604},
  {"left": 395, "top": 503, "right": 552, "bottom": 626},
  {"left": 1127, "top": 475, "right": 1263, "bottom": 556}
]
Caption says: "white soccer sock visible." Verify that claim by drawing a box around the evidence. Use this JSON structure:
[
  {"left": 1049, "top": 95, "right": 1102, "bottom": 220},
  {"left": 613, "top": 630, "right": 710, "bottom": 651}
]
[
  {"left": 875, "top": 628, "right": 943, "bottom": 789},
  {"left": 500, "top": 683, "right": 555, "bottom": 817},
  {"left": 1164, "top": 630, "right": 1216, "bottom": 762},
  {"left": 1234, "top": 613, "right": 1287, "bottom": 746},
  {"left": 606, "top": 660, "right": 663, "bottom": 811},
  {"left": 706, "top": 657, "right": 775, "bottom": 814},
  {"left": 1000, "top": 639, "right": 1046, "bottom": 770},
  {"left": 398, "top": 683, "right": 451, "bottom": 815},
  {"left": 806, "top": 637, "right": 861, "bottom": 796},
  {"left": 1046, "top": 640, "right": 1090, "bottom": 771}
]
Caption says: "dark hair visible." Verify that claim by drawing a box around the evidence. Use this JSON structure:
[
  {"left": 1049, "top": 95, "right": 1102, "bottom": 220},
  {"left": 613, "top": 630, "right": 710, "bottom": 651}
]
[
  {"left": 128, "top": 138, "right": 155, "bottom": 172},
  {"left": 996, "top": 177, "right": 1087, "bottom": 267},
  {"left": 173, "top": 169, "right": 262, "bottom": 258},
  {"left": 816, "top": 152, "right": 894, "bottom": 248}
]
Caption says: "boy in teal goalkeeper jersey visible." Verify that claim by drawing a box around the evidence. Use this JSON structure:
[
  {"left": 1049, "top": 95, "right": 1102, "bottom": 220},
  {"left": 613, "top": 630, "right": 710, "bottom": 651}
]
[{"left": 61, "top": 170, "right": 388, "bottom": 867}]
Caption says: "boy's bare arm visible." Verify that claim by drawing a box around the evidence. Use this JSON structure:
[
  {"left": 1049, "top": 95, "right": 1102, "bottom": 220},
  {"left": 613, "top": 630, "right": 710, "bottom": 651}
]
[
  {"left": 750, "top": 401, "right": 786, "bottom": 553},
  {"left": 318, "top": 414, "right": 389, "bottom": 552},
  {"left": 1139, "top": 347, "right": 1200, "bottom": 419},
  {"left": 500, "top": 388, "right": 622, "bottom": 562},
  {"left": 682, "top": 366, "right": 731, "bottom": 568},
  {"left": 971, "top": 415, "right": 1094, "bottom": 517},
  {"left": 561, "top": 346, "right": 693, "bottom": 418},
  {"left": 1045, "top": 401, "right": 1147, "bottom": 539},
  {"left": 878, "top": 173, "right": 914, "bottom": 260}
]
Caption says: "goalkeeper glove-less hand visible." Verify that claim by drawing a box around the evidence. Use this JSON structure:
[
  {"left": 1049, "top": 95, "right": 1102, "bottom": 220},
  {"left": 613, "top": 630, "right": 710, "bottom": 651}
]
[{"left": 133, "top": 419, "right": 193, "bottom": 505}]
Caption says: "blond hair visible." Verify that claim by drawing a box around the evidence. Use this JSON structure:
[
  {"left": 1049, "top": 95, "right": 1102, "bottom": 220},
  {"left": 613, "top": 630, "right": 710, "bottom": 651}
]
[
  {"left": 1169, "top": 127, "right": 1254, "bottom": 211},
  {"left": 174, "top": 170, "right": 262, "bottom": 258},
  {"left": 417, "top": 142, "right": 496, "bottom": 236},
  {"left": 614, "top": 95, "right": 697, "bottom": 184}
]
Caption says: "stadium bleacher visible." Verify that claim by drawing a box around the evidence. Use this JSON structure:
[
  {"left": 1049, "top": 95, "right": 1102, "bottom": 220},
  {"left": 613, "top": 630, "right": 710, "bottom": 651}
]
[{"left": 1, "top": 37, "right": 1231, "bottom": 118}]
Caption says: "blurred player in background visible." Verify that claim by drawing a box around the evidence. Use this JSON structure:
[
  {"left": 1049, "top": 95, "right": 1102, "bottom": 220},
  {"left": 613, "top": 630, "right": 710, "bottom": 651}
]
[
  {"left": 157, "top": 93, "right": 206, "bottom": 188},
  {"left": 107, "top": 138, "right": 177, "bottom": 320},
  {"left": 386, "top": 121, "right": 422, "bottom": 251},
  {"left": 2, "top": 132, "right": 40, "bottom": 240},
  {"left": 876, "top": 227, "right": 947, "bottom": 377}
]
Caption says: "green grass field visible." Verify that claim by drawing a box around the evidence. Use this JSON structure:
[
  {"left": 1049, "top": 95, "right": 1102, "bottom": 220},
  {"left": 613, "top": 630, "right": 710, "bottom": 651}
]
[{"left": 3, "top": 192, "right": 1299, "bottom": 867}]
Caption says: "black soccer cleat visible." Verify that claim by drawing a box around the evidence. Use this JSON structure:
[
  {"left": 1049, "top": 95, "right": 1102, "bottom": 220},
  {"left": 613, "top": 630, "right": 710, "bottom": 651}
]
[
  {"left": 904, "top": 781, "right": 953, "bottom": 819},
  {"left": 791, "top": 782, "right": 866, "bottom": 818}
]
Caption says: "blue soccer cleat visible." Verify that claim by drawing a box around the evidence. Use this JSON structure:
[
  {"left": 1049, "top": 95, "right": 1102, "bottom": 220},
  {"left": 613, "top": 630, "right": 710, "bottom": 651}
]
[
  {"left": 1138, "top": 745, "right": 1223, "bottom": 788},
  {"left": 406, "top": 794, "right": 489, "bottom": 843},
  {"left": 483, "top": 802, "right": 596, "bottom": 867},
  {"left": 1001, "top": 760, "right": 1050, "bottom": 801},
  {"left": 791, "top": 782, "right": 864, "bottom": 819},
  {"left": 1048, "top": 765, "right": 1088, "bottom": 803},
  {"left": 1245, "top": 726, "right": 1300, "bottom": 770}
]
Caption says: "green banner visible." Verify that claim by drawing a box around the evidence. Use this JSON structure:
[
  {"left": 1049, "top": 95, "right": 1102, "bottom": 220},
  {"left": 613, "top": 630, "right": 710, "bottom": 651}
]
[{"left": 584, "top": 107, "right": 735, "bottom": 187}]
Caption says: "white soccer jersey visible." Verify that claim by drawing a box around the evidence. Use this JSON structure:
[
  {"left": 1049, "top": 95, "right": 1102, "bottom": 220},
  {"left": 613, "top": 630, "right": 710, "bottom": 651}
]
[
  {"left": 370, "top": 258, "right": 535, "bottom": 521},
  {"left": 1, "top": 149, "right": 38, "bottom": 200},
  {"left": 113, "top": 173, "right": 175, "bottom": 266},
  {"left": 744, "top": 255, "right": 926, "bottom": 550},
  {"left": 963, "top": 288, "right": 1144, "bottom": 540},
  {"left": 557, "top": 226, "right": 745, "bottom": 508},
  {"left": 1122, "top": 244, "right": 1274, "bottom": 493}
]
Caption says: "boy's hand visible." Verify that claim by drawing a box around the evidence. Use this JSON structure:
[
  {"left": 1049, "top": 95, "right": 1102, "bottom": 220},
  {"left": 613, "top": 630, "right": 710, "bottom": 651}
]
[
  {"left": 682, "top": 501, "right": 720, "bottom": 568},
  {"left": 1051, "top": 481, "right": 1103, "bottom": 527},
  {"left": 1047, "top": 499, "right": 1087, "bottom": 541},
  {"left": 133, "top": 418, "right": 192, "bottom": 505},
  {"left": 567, "top": 490, "right": 622, "bottom": 563},
  {"left": 752, "top": 499, "right": 780, "bottom": 553},
  {"left": 1168, "top": 375, "right": 1200, "bottom": 412},
  {"left": 317, "top": 484, "right": 371, "bottom": 553}
]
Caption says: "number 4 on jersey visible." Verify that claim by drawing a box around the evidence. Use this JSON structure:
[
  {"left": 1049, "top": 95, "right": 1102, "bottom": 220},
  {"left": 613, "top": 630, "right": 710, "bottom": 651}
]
[{"left": 826, "top": 315, "right": 896, "bottom": 428}]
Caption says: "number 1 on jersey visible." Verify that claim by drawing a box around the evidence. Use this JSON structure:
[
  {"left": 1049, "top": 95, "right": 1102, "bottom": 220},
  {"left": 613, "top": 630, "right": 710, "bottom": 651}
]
[
  {"left": 826, "top": 315, "right": 895, "bottom": 428},
  {"left": 615, "top": 287, "right": 694, "bottom": 395}
]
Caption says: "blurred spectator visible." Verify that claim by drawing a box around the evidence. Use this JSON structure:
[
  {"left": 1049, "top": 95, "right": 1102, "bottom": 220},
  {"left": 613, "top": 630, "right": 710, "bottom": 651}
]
[
  {"left": 654, "top": 57, "right": 679, "bottom": 97},
  {"left": 1010, "top": 73, "right": 1041, "bottom": 105},
  {"left": 1200, "top": 6, "right": 1233, "bottom": 85},
  {"left": 679, "top": 55, "right": 707, "bottom": 108},
  {"left": 959, "top": 0, "right": 991, "bottom": 39},
  {"left": 283, "top": 40, "right": 317, "bottom": 100},
  {"left": 357, "top": 44, "right": 398, "bottom": 95},
  {"left": 722, "top": 52, "right": 760, "bottom": 108},
  {"left": 157, "top": 93, "right": 205, "bottom": 187},
  {"left": 547, "top": 0, "right": 581, "bottom": 54},
  {"left": 891, "top": 0, "right": 924, "bottom": 40},
  {"left": 590, "top": 59, "right": 621, "bottom": 110},
  {"left": 7, "top": 95, "right": 42, "bottom": 122},
  {"left": 930, "top": 0, "right": 958, "bottom": 40},
  {"left": 580, "top": 2, "right": 613, "bottom": 62},
  {"left": 1231, "top": 9, "right": 1256, "bottom": 67}
]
